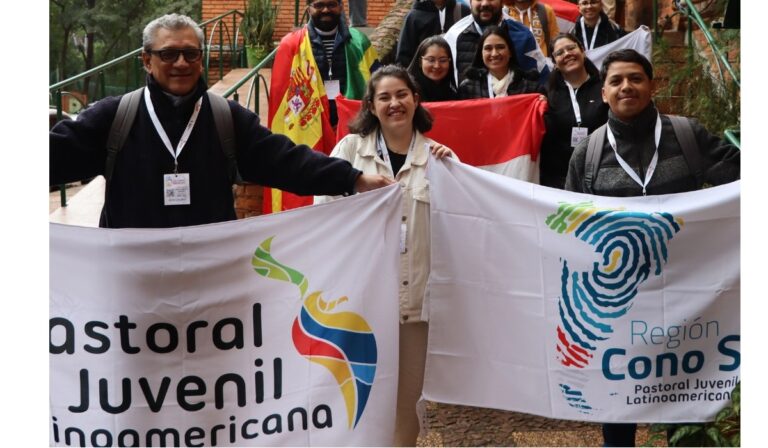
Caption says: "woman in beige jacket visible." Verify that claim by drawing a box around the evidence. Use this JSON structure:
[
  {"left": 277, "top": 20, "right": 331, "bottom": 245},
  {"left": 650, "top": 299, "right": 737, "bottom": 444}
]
[{"left": 315, "top": 64, "right": 455, "bottom": 446}]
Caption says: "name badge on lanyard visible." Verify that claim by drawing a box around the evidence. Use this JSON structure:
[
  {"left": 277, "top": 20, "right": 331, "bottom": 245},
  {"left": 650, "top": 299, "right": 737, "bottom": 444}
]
[
  {"left": 144, "top": 88, "right": 202, "bottom": 206},
  {"left": 571, "top": 127, "right": 589, "bottom": 147},
  {"left": 565, "top": 80, "right": 588, "bottom": 147},
  {"left": 324, "top": 80, "right": 341, "bottom": 100},
  {"left": 164, "top": 173, "right": 191, "bottom": 205}
]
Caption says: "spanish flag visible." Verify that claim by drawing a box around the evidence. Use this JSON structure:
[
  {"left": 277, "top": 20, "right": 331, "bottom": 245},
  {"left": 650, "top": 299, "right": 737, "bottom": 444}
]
[{"left": 265, "top": 28, "right": 335, "bottom": 214}]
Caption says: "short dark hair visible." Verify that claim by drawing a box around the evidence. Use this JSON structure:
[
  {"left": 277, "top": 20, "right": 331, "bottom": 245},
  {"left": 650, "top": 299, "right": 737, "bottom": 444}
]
[
  {"left": 348, "top": 65, "right": 434, "bottom": 137},
  {"left": 471, "top": 26, "right": 521, "bottom": 74},
  {"left": 600, "top": 49, "right": 654, "bottom": 84}
]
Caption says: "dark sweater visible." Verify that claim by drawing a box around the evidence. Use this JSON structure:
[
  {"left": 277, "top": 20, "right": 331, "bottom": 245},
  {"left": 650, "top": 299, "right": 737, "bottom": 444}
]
[
  {"left": 541, "top": 73, "right": 607, "bottom": 189},
  {"left": 50, "top": 76, "right": 361, "bottom": 228},
  {"left": 564, "top": 104, "right": 740, "bottom": 196},
  {"left": 395, "top": 0, "right": 470, "bottom": 67},
  {"left": 569, "top": 12, "right": 625, "bottom": 49}
]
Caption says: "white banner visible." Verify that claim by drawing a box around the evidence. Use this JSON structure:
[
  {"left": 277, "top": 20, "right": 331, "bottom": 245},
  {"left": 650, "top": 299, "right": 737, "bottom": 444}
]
[
  {"left": 49, "top": 185, "right": 402, "bottom": 446},
  {"left": 586, "top": 25, "right": 653, "bottom": 71},
  {"left": 424, "top": 158, "right": 740, "bottom": 423}
]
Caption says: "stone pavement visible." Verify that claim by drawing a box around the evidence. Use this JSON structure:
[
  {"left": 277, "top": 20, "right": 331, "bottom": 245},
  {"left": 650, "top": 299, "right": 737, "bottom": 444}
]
[{"left": 417, "top": 402, "right": 661, "bottom": 447}]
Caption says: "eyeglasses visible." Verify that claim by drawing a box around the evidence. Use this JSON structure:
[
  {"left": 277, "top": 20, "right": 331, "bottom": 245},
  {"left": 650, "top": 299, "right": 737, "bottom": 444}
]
[
  {"left": 310, "top": 1, "right": 340, "bottom": 10},
  {"left": 421, "top": 56, "right": 451, "bottom": 65},
  {"left": 578, "top": 0, "right": 601, "bottom": 6},
  {"left": 552, "top": 44, "right": 580, "bottom": 59},
  {"left": 146, "top": 48, "right": 203, "bottom": 63}
]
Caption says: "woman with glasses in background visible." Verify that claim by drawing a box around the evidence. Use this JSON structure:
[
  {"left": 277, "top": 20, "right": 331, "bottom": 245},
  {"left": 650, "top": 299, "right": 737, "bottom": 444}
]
[
  {"left": 458, "top": 26, "right": 543, "bottom": 100},
  {"left": 406, "top": 36, "right": 460, "bottom": 102},
  {"left": 570, "top": 0, "right": 625, "bottom": 50},
  {"left": 540, "top": 33, "right": 607, "bottom": 189}
]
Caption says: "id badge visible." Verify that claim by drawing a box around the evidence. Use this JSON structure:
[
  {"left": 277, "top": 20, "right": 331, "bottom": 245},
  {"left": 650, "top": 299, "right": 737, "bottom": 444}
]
[
  {"left": 164, "top": 173, "right": 191, "bottom": 205},
  {"left": 324, "top": 80, "right": 341, "bottom": 100},
  {"left": 571, "top": 127, "right": 589, "bottom": 147}
]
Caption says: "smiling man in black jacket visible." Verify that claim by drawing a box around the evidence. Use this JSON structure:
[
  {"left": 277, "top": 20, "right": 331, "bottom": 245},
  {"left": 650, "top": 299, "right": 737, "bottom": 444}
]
[{"left": 50, "top": 13, "right": 393, "bottom": 229}]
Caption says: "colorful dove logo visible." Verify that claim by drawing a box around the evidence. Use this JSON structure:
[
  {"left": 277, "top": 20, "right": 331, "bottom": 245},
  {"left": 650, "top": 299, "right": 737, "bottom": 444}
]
[
  {"left": 252, "top": 237, "right": 377, "bottom": 429},
  {"left": 545, "top": 202, "right": 684, "bottom": 412}
]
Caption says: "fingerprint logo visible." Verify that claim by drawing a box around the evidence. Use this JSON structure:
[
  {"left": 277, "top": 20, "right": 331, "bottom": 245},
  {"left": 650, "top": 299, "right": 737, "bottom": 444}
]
[
  {"left": 545, "top": 202, "right": 684, "bottom": 411},
  {"left": 252, "top": 237, "right": 377, "bottom": 429}
]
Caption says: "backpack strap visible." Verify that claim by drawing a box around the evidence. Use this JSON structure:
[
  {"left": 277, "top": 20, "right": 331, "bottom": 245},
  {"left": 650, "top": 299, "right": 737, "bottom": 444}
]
[
  {"left": 105, "top": 88, "right": 242, "bottom": 186},
  {"left": 207, "top": 92, "right": 242, "bottom": 184},
  {"left": 536, "top": 3, "right": 550, "bottom": 53},
  {"left": 584, "top": 124, "right": 607, "bottom": 194},
  {"left": 667, "top": 114, "right": 705, "bottom": 188},
  {"left": 105, "top": 87, "right": 143, "bottom": 183}
]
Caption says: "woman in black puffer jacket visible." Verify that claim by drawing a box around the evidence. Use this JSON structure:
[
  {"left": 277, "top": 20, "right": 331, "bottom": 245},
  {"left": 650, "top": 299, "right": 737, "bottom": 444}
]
[{"left": 458, "top": 26, "right": 543, "bottom": 99}]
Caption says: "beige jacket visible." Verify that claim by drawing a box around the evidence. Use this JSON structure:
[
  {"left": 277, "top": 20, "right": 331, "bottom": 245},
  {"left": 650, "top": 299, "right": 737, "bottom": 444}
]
[{"left": 315, "top": 131, "right": 456, "bottom": 323}]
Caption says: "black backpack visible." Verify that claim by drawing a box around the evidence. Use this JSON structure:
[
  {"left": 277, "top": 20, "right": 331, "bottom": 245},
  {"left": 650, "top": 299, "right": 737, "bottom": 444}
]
[
  {"left": 104, "top": 87, "right": 242, "bottom": 185},
  {"left": 583, "top": 115, "right": 706, "bottom": 194}
]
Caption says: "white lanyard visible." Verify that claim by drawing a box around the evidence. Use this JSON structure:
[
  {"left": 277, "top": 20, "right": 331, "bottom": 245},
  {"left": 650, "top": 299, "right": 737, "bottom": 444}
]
[
  {"left": 515, "top": 7, "right": 534, "bottom": 34},
  {"left": 376, "top": 130, "right": 416, "bottom": 174},
  {"left": 439, "top": 7, "right": 446, "bottom": 32},
  {"left": 580, "top": 16, "right": 601, "bottom": 50},
  {"left": 606, "top": 114, "right": 662, "bottom": 196},
  {"left": 564, "top": 81, "right": 582, "bottom": 125},
  {"left": 144, "top": 88, "right": 203, "bottom": 173}
]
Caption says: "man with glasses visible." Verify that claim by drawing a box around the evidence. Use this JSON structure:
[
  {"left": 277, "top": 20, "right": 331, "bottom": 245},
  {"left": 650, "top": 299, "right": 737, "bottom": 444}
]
[
  {"left": 50, "top": 13, "right": 393, "bottom": 228},
  {"left": 273, "top": 0, "right": 380, "bottom": 128},
  {"left": 569, "top": 0, "right": 625, "bottom": 50},
  {"left": 394, "top": 0, "right": 470, "bottom": 67}
]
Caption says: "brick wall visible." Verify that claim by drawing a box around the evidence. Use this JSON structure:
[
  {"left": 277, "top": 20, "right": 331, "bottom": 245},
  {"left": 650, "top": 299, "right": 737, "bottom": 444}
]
[{"left": 202, "top": 0, "right": 396, "bottom": 48}]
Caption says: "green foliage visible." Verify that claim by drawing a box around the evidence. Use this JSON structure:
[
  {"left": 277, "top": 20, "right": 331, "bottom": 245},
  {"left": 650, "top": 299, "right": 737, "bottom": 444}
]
[
  {"left": 642, "top": 382, "right": 740, "bottom": 447},
  {"left": 50, "top": 0, "right": 202, "bottom": 87},
  {"left": 653, "top": 26, "right": 740, "bottom": 138},
  {"left": 241, "top": 0, "right": 279, "bottom": 50}
]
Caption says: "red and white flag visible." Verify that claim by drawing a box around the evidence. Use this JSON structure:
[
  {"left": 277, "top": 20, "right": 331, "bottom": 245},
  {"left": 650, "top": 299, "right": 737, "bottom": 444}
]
[
  {"left": 335, "top": 95, "right": 547, "bottom": 182},
  {"left": 540, "top": 0, "right": 581, "bottom": 33}
]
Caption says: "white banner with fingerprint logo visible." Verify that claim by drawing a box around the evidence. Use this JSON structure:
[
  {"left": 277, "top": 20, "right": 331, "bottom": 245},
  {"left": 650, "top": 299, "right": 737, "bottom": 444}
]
[
  {"left": 423, "top": 158, "right": 740, "bottom": 423},
  {"left": 49, "top": 185, "right": 401, "bottom": 447}
]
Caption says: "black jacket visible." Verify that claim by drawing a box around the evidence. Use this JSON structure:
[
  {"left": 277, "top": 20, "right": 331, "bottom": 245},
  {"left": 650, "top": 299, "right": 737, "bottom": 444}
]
[
  {"left": 540, "top": 73, "right": 607, "bottom": 189},
  {"left": 565, "top": 104, "right": 740, "bottom": 196},
  {"left": 458, "top": 67, "right": 543, "bottom": 99},
  {"left": 395, "top": 0, "right": 470, "bottom": 67},
  {"left": 50, "top": 76, "right": 361, "bottom": 228},
  {"left": 569, "top": 12, "right": 625, "bottom": 49}
]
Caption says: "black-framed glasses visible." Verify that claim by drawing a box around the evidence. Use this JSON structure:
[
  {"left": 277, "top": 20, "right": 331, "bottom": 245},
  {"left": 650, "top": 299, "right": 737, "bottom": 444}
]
[
  {"left": 578, "top": 0, "right": 600, "bottom": 6},
  {"left": 146, "top": 48, "right": 203, "bottom": 63},
  {"left": 309, "top": 1, "right": 340, "bottom": 11}
]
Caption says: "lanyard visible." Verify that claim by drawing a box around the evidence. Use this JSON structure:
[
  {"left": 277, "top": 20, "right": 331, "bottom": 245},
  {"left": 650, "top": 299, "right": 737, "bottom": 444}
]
[
  {"left": 439, "top": 7, "right": 446, "bottom": 32},
  {"left": 376, "top": 130, "right": 416, "bottom": 174},
  {"left": 606, "top": 114, "right": 662, "bottom": 196},
  {"left": 144, "top": 88, "right": 203, "bottom": 173},
  {"left": 580, "top": 16, "right": 602, "bottom": 50},
  {"left": 564, "top": 81, "right": 582, "bottom": 125},
  {"left": 515, "top": 7, "right": 534, "bottom": 34}
]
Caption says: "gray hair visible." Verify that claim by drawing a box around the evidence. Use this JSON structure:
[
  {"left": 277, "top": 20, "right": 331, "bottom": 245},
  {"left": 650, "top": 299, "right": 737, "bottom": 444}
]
[{"left": 142, "top": 14, "right": 204, "bottom": 50}]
